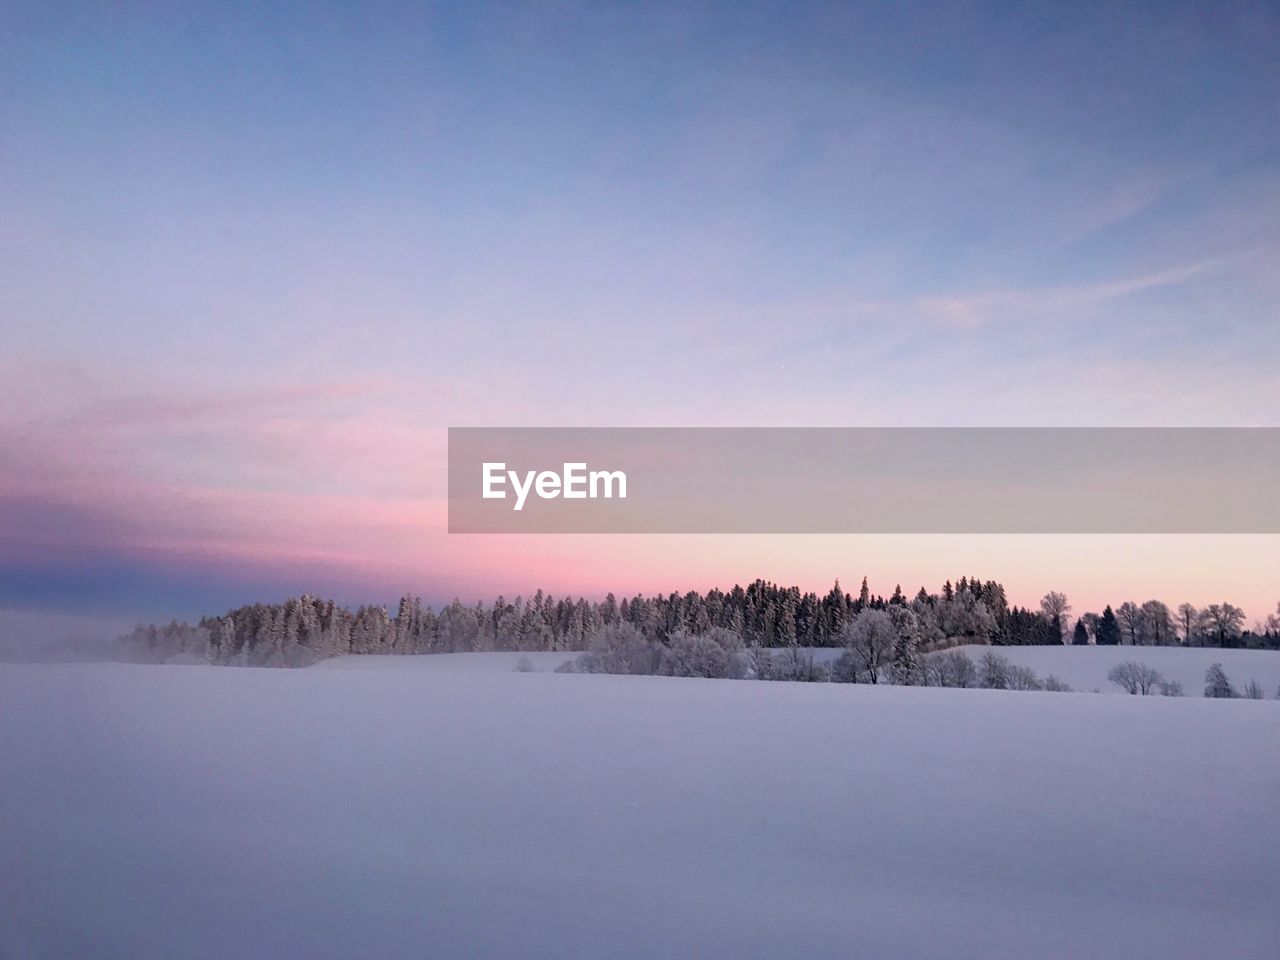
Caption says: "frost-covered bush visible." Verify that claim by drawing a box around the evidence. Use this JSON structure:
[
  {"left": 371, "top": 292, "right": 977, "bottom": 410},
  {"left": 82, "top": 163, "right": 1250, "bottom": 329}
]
[
  {"left": 922, "top": 650, "right": 977, "bottom": 688},
  {"left": 1040, "top": 675, "right": 1072, "bottom": 693},
  {"left": 703, "top": 626, "right": 745, "bottom": 656},
  {"left": 1243, "top": 679, "right": 1265, "bottom": 700},
  {"left": 977, "top": 651, "right": 1013, "bottom": 689},
  {"left": 1203, "top": 663, "right": 1238, "bottom": 699},
  {"left": 1006, "top": 664, "right": 1043, "bottom": 691},
  {"left": 753, "top": 648, "right": 829, "bottom": 682},
  {"left": 1156, "top": 678, "right": 1184, "bottom": 697},
  {"left": 830, "top": 650, "right": 859, "bottom": 683},
  {"left": 514, "top": 657, "right": 538, "bottom": 673},
  {"left": 973, "top": 652, "right": 1043, "bottom": 691},
  {"left": 659, "top": 629, "right": 732, "bottom": 679},
  {"left": 574, "top": 623, "right": 660, "bottom": 676}
]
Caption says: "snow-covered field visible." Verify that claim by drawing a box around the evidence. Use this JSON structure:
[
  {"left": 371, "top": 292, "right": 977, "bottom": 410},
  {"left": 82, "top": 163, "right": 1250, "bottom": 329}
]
[
  {"left": 1, "top": 661, "right": 1277, "bottom": 959},
  {"left": 313, "top": 650, "right": 578, "bottom": 673},
  {"left": 946, "top": 644, "right": 1280, "bottom": 695}
]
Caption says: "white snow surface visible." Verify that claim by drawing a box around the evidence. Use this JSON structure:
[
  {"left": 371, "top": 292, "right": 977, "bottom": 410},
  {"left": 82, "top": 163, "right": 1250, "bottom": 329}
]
[
  {"left": 313, "top": 650, "right": 578, "bottom": 672},
  {"left": 945, "top": 643, "right": 1280, "bottom": 695},
  {"left": 1, "top": 661, "right": 1277, "bottom": 959}
]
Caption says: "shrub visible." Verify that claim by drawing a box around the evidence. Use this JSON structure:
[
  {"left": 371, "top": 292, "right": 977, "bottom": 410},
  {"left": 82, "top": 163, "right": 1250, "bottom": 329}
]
[
  {"left": 978, "top": 651, "right": 1013, "bottom": 689},
  {"left": 1203, "top": 663, "right": 1238, "bottom": 698},
  {"left": 1107, "top": 661, "right": 1162, "bottom": 695},
  {"left": 1156, "top": 678, "right": 1184, "bottom": 697},
  {"left": 922, "top": 650, "right": 978, "bottom": 688},
  {"left": 1006, "top": 665, "right": 1043, "bottom": 691},
  {"left": 659, "top": 629, "right": 732, "bottom": 679}
]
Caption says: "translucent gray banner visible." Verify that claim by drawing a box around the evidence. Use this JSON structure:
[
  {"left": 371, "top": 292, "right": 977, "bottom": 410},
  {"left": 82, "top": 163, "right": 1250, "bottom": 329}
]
[{"left": 448, "top": 428, "right": 1280, "bottom": 533}]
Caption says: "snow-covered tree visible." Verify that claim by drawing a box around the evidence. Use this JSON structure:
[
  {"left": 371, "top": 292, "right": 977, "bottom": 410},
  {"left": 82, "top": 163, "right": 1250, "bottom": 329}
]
[
  {"left": 840, "top": 609, "right": 896, "bottom": 684},
  {"left": 922, "top": 650, "right": 977, "bottom": 688}
]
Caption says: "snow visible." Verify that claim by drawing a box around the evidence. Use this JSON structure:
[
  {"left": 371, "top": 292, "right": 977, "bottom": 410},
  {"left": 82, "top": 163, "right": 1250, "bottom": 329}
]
[
  {"left": 1, "top": 661, "right": 1277, "bottom": 959},
  {"left": 945, "top": 643, "right": 1280, "bottom": 695},
  {"left": 313, "top": 651, "right": 577, "bottom": 672}
]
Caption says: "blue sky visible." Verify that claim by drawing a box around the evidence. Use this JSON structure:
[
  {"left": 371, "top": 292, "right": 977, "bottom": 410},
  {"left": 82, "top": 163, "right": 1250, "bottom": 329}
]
[{"left": 2, "top": 1, "right": 1278, "bottom": 627}]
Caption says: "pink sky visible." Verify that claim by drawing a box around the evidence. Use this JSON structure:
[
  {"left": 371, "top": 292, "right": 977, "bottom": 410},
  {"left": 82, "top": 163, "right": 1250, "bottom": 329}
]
[{"left": 2, "top": 363, "right": 1277, "bottom": 623}]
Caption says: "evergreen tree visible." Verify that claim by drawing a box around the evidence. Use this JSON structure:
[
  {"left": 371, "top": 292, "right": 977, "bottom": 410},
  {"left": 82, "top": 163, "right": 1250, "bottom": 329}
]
[
  {"left": 777, "top": 591, "right": 798, "bottom": 648},
  {"left": 1096, "top": 606, "right": 1121, "bottom": 646}
]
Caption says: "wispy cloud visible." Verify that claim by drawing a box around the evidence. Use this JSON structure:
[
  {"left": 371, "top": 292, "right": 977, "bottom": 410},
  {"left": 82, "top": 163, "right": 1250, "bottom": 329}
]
[{"left": 847, "top": 256, "right": 1229, "bottom": 331}]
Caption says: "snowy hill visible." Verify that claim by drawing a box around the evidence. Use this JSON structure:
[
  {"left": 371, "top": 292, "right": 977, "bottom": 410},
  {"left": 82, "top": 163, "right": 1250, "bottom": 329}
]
[
  {"left": 2, "top": 661, "right": 1276, "bottom": 959},
  {"left": 945, "top": 644, "right": 1280, "bottom": 696},
  {"left": 315, "top": 646, "right": 1280, "bottom": 699}
]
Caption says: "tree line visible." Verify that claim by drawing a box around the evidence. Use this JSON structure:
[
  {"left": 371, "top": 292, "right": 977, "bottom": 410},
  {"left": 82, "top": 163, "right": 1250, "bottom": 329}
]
[
  {"left": 1068, "top": 599, "right": 1277, "bottom": 649},
  {"left": 120, "top": 577, "right": 1280, "bottom": 667}
]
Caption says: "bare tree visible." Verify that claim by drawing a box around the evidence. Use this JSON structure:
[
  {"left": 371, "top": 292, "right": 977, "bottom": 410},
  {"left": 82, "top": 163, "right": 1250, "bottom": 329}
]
[
  {"left": 1140, "top": 600, "right": 1175, "bottom": 646},
  {"left": 1116, "top": 602, "right": 1144, "bottom": 645},
  {"left": 1265, "top": 602, "right": 1280, "bottom": 636},
  {"left": 1202, "top": 603, "right": 1245, "bottom": 648},
  {"left": 1108, "top": 661, "right": 1162, "bottom": 695},
  {"left": 1176, "top": 603, "right": 1200, "bottom": 646},
  {"left": 1040, "top": 591, "right": 1072, "bottom": 643}
]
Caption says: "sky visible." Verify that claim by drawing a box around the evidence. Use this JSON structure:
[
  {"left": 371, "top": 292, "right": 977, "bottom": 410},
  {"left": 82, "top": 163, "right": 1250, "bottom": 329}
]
[{"left": 2, "top": 1, "right": 1279, "bottom": 636}]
